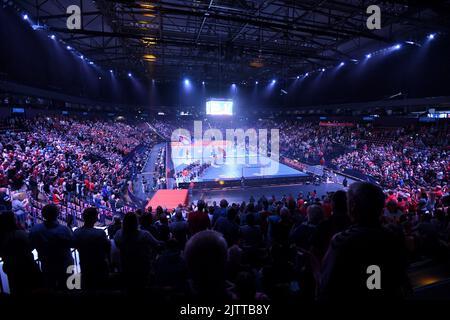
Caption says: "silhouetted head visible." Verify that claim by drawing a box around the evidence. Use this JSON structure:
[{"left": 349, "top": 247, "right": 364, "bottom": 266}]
[
  {"left": 42, "top": 204, "right": 59, "bottom": 222},
  {"left": 197, "top": 199, "right": 206, "bottom": 212},
  {"left": 122, "top": 212, "right": 139, "bottom": 235},
  {"left": 331, "top": 190, "right": 348, "bottom": 216},
  {"left": 175, "top": 209, "right": 183, "bottom": 221},
  {"left": 219, "top": 199, "right": 228, "bottom": 208},
  {"left": 227, "top": 207, "right": 238, "bottom": 221},
  {"left": 347, "top": 182, "right": 385, "bottom": 227},
  {"left": 307, "top": 205, "right": 324, "bottom": 225},
  {"left": 82, "top": 207, "right": 98, "bottom": 227},
  {"left": 280, "top": 207, "right": 290, "bottom": 220},
  {"left": 184, "top": 230, "right": 228, "bottom": 295}
]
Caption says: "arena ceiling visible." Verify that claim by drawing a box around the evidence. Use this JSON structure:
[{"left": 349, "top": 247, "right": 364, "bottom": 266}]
[{"left": 12, "top": 0, "right": 450, "bottom": 83}]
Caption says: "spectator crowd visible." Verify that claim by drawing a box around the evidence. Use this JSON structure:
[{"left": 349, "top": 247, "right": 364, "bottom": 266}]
[
  {"left": 0, "top": 116, "right": 158, "bottom": 227},
  {"left": 1, "top": 181, "right": 449, "bottom": 301},
  {"left": 0, "top": 115, "right": 449, "bottom": 302}
]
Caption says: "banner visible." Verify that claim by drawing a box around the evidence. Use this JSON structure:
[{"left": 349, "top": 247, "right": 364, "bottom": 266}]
[{"left": 319, "top": 121, "right": 355, "bottom": 127}]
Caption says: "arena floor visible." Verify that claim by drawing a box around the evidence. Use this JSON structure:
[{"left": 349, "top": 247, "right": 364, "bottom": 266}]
[{"left": 172, "top": 141, "right": 307, "bottom": 182}]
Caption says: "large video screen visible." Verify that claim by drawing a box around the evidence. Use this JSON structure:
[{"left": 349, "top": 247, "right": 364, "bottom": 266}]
[{"left": 206, "top": 99, "right": 233, "bottom": 115}]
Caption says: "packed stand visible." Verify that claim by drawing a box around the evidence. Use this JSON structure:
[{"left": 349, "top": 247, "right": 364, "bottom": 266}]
[
  {"left": 1, "top": 181, "right": 449, "bottom": 301},
  {"left": 0, "top": 116, "right": 157, "bottom": 227}
]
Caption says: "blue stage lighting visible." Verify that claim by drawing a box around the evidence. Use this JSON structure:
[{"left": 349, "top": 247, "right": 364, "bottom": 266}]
[
  {"left": 50, "top": 34, "right": 55, "bottom": 40},
  {"left": 394, "top": 44, "right": 401, "bottom": 50},
  {"left": 339, "top": 62, "right": 345, "bottom": 67},
  {"left": 66, "top": 46, "right": 72, "bottom": 50},
  {"left": 23, "top": 14, "right": 29, "bottom": 20},
  {"left": 184, "top": 79, "right": 190, "bottom": 85},
  {"left": 296, "top": 76, "right": 300, "bottom": 79},
  {"left": 128, "top": 73, "right": 132, "bottom": 77},
  {"left": 321, "top": 68, "right": 325, "bottom": 72},
  {"left": 427, "top": 33, "right": 435, "bottom": 40},
  {"left": 366, "top": 53, "right": 372, "bottom": 59},
  {"left": 109, "top": 70, "right": 113, "bottom": 73},
  {"left": 255, "top": 81, "right": 258, "bottom": 85},
  {"left": 202, "top": 81, "right": 205, "bottom": 85},
  {"left": 271, "top": 79, "right": 276, "bottom": 84},
  {"left": 305, "top": 72, "right": 309, "bottom": 77}
]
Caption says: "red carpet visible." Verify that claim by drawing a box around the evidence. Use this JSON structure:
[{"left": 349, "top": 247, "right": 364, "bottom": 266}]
[{"left": 146, "top": 189, "right": 189, "bottom": 211}]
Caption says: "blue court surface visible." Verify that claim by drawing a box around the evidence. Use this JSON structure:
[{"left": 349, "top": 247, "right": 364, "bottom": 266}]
[{"left": 172, "top": 142, "right": 307, "bottom": 182}]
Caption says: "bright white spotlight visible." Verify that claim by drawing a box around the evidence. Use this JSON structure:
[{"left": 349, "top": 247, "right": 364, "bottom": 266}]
[
  {"left": 296, "top": 76, "right": 300, "bottom": 79},
  {"left": 109, "top": 70, "right": 113, "bottom": 73},
  {"left": 394, "top": 44, "right": 401, "bottom": 49},
  {"left": 339, "top": 62, "right": 345, "bottom": 67},
  {"left": 66, "top": 46, "right": 72, "bottom": 50},
  {"left": 50, "top": 34, "right": 55, "bottom": 40},
  {"left": 80, "top": 55, "right": 84, "bottom": 59},
  {"left": 321, "top": 68, "right": 325, "bottom": 72},
  {"left": 305, "top": 72, "right": 309, "bottom": 77},
  {"left": 184, "top": 79, "right": 190, "bottom": 85},
  {"left": 427, "top": 33, "right": 435, "bottom": 40},
  {"left": 23, "top": 14, "right": 29, "bottom": 20},
  {"left": 89, "top": 61, "right": 94, "bottom": 65},
  {"left": 255, "top": 81, "right": 258, "bottom": 85},
  {"left": 128, "top": 72, "right": 132, "bottom": 77},
  {"left": 202, "top": 81, "right": 205, "bottom": 85},
  {"left": 271, "top": 79, "right": 276, "bottom": 84},
  {"left": 366, "top": 53, "right": 372, "bottom": 59}
]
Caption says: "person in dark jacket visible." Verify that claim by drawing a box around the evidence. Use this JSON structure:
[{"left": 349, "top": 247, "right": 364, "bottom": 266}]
[
  {"left": 0, "top": 211, "right": 42, "bottom": 294},
  {"left": 319, "top": 182, "right": 409, "bottom": 301},
  {"left": 29, "top": 204, "right": 73, "bottom": 290},
  {"left": 73, "top": 207, "right": 110, "bottom": 290}
]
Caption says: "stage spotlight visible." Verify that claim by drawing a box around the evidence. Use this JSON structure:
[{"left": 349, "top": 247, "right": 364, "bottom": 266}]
[
  {"left": 296, "top": 76, "right": 300, "bottom": 79},
  {"left": 202, "top": 81, "right": 205, "bottom": 85},
  {"left": 89, "top": 61, "right": 94, "bottom": 65},
  {"left": 50, "top": 34, "right": 55, "bottom": 40},
  {"left": 109, "top": 70, "right": 113, "bottom": 73},
  {"left": 321, "top": 68, "right": 325, "bottom": 72},
  {"left": 66, "top": 45, "right": 72, "bottom": 50},
  {"left": 255, "top": 81, "right": 258, "bottom": 85},
  {"left": 184, "top": 79, "right": 190, "bottom": 85},
  {"left": 305, "top": 72, "right": 309, "bottom": 77},
  {"left": 80, "top": 55, "right": 84, "bottom": 59},
  {"left": 271, "top": 79, "right": 276, "bottom": 84},
  {"left": 366, "top": 53, "right": 372, "bottom": 59},
  {"left": 339, "top": 62, "right": 345, "bottom": 67},
  {"left": 128, "top": 72, "right": 132, "bottom": 77},
  {"left": 394, "top": 44, "right": 401, "bottom": 50},
  {"left": 427, "top": 33, "right": 435, "bottom": 40},
  {"left": 23, "top": 14, "right": 28, "bottom": 20}
]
